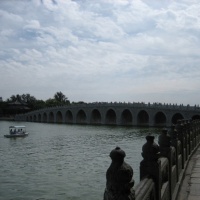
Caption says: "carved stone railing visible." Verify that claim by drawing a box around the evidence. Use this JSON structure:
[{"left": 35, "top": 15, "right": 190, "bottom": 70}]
[{"left": 104, "top": 119, "right": 200, "bottom": 200}]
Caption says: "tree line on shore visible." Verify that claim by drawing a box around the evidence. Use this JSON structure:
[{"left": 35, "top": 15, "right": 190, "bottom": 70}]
[{"left": 0, "top": 92, "right": 82, "bottom": 117}]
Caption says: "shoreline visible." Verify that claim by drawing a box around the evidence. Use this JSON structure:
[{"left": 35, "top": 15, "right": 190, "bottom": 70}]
[{"left": 0, "top": 117, "right": 15, "bottom": 121}]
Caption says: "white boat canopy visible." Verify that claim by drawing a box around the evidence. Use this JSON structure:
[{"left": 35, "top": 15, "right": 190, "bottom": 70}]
[{"left": 9, "top": 126, "right": 26, "bottom": 129}]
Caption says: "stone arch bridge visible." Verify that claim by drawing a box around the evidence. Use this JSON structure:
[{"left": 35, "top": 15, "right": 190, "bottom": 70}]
[{"left": 15, "top": 102, "right": 200, "bottom": 127}]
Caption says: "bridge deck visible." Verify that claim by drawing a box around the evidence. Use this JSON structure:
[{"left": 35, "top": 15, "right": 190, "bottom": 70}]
[{"left": 177, "top": 145, "right": 200, "bottom": 200}]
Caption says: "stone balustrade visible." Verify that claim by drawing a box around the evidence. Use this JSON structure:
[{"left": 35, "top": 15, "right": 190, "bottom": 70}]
[{"left": 104, "top": 119, "right": 200, "bottom": 200}]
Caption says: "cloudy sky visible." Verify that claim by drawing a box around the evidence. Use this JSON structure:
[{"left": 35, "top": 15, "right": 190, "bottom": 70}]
[{"left": 1, "top": 0, "right": 200, "bottom": 105}]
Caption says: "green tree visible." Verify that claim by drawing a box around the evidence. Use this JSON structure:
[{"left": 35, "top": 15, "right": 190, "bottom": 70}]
[
  {"left": 21, "top": 94, "right": 36, "bottom": 103},
  {"left": 45, "top": 98, "right": 58, "bottom": 107},
  {"left": 7, "top": 93, "right": 37, "bottom": 109},
  {"left": 7, "top": 94, "right": 22, "bottom": 102},
  {"left": 4, "top": 92, "right": 71, "bottom": 112},
  {"left": 21, "top": 94, "right": 37, "bottom": 110},
  {"left": 53, "top": 91, "right": 70, "bottom": 105},
  {"left": 32, "top": 99, "right": 46, "bottom": 110},
  {"left": 0, "top": 101, "right": 7, "bottom": 117}
]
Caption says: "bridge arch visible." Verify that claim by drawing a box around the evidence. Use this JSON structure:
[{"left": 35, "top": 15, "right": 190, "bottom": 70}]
[
  {"left": 29, "top": 116, "right": 33, "bottom": 122},
  {"left": 33, "top": 115, "right": 37, "bottom": 122},
  {"left": 26, "top": 116, "right": 29, "bottom": 122},
  {"left": 121, "top": 109, "right": 132, "bottom": 125},
  {"left": 192, "top": 115, "right": 200, "bottom": 120},
  {"left": 43, "top": 112, "right": 47, "bottom": 123},
  {"left": 137, "top": 110, "right": 149, "bottom": 126},
  {"left": 171, "top": 113, "right": 184, "bottom": 124},
  {"left": 38, "top": 114, "right": 41, "bottom": 122},
  {"left": 154, "top": 111, "right": 167, "bottom": 126},
  {"left": 56, "top": 111, "right": 63, "bottom": 123},
  {"left": 49, "top": 112, "right": 54, "bottom": 123},
  {"left": 105, "top": 109, "right": 116, "bottom": 125},
  {"left": 76, "top": 109, "right": 87, "bottom": 124},
  {"left": 90, "top": 109, "right": 101, "bottom": 125},
  {"left": 65, "top": 110, "right": 73, "bottom": 124}
]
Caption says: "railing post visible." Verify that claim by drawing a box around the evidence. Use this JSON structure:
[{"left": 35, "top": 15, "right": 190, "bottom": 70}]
[
  {"left": 140, "top": 135, "right": 161, "bottom": 200},
  {"left": 193, "top": 120, "right": 198, "bottom": 146},
  {"left": 197, "top": 120, "right": 200, "bottom": 143},
  {"left": 159, "top": 128, "right": 177, "bottom": 200},
  {"left": 196, "top": 119, "right": 200, "bottom": 144},
  {"left": 170, "top": 124, "right": 181, "bottom": 182},
  {"left": 189, "top": 119, "right": 194, "bottom": 151},
  {"left": 182, "top": 120, "right": 189, "bottom": 161},
  {"left": 176, "top": 120, "right": 185, "bottom": 169},
  {"left": 186, "top": 120, "right": 191, "bottom": 155},
  {"left": 103, "top": 147, "right": 135, "bottom": 200},
  {"left": 193, "top": 120, "right": 197, "bottom": 147}
]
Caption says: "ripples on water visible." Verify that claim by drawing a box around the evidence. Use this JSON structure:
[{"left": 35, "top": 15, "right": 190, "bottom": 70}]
[{"left": 0, "top": 121, "right": 161, "bottom": 200}]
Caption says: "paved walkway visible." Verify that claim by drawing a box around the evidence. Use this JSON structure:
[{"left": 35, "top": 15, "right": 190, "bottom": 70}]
[{"left": 177, "top": 145, "right": 200, "bottom": 200}]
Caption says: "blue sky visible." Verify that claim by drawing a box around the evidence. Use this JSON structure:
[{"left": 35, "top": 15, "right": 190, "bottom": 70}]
[{"left": 1, "top": 0, "right": 200, "bottom": 105}]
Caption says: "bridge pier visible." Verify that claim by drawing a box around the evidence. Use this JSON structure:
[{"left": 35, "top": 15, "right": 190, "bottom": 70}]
[{"left": 148, "top": 117, "right": 154, "bottom": 127}]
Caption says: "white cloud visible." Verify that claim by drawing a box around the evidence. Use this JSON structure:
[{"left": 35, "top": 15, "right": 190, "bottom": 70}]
[
  {"left": 23, "top": 20, "right": 41, "bottom": 30},
  {"left": 0, "top": 0, "right": 200, "bottom": 105}
]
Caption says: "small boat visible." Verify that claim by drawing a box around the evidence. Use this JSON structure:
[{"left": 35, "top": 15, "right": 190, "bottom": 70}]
[{"left": 4, "top": 125, "right": 29, "bottom": 138}]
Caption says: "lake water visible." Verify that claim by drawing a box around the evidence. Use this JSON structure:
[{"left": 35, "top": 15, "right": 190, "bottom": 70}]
[{"left": 0, "top": 121, "right": 161, "bottom": 200}]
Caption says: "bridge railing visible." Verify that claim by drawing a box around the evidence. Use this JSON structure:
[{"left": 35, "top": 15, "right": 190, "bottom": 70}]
[
  {"left": 103, "top": 119, "right": 200, "bottom": 200},
  {"left": 15, "top": 102, "right": 200, "bottom": 116}
]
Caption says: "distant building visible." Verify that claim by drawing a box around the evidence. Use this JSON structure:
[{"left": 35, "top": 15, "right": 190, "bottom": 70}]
[
  {"left": 0, "top": 97, "right": 2, "bottom": 102},
  {"left": 1, "top": 100, "right": 30, "bottom": 118},
  {"left": 7, "top": 100, "right": 30, "bottom": 114}
]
